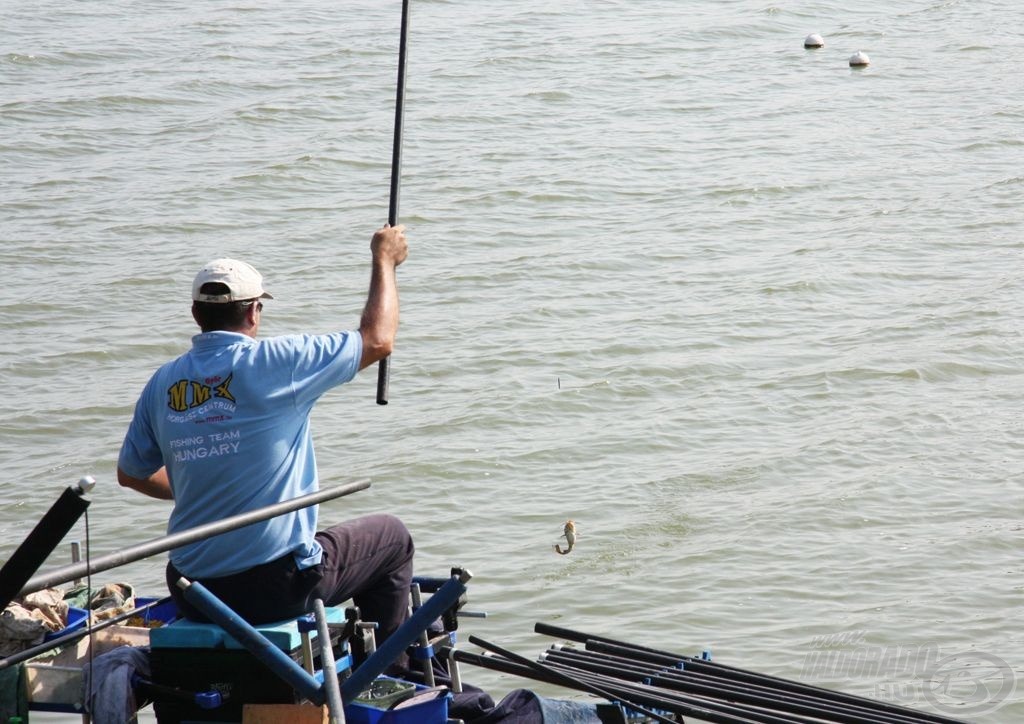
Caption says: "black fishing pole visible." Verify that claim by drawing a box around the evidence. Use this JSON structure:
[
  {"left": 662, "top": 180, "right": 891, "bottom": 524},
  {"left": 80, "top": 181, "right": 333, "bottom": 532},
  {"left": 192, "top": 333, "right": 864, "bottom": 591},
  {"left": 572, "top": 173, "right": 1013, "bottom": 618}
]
[
  {"left": 468, "top": 635, "right": 691, "bottom": 724},
  {"left": 541, "top": 646, "right": 815, "bottom": 719},
  {"left": 16, "top": 480, "right": 369, "bottom": 596},
  {"left": 541, "top": 647, "right": 912, "bottom": 724},
  {"left": 542, "top": 660, "right": 817, "bottom": 724},
  {"left": 535, "top": 623, "right": 967, "bottom": 724},
  {"left": 454, "top": 647, "right": 768, "bottom": 724},
  {"left": 583, "top": 639, "right": 961, "bottom": 724},
  {"left": 376, "top": 0, "right": 411, "bottom": 405},
  {"left": 541, "top": 645, "right": 894, "bottom": 723}
]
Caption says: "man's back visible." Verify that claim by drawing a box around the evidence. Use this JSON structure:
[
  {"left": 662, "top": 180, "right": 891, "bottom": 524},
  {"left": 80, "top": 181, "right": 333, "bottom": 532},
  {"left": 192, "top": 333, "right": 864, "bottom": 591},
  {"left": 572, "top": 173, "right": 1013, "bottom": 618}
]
[{"left": 119, "top": 329, "right": 362, "bottom": 578}]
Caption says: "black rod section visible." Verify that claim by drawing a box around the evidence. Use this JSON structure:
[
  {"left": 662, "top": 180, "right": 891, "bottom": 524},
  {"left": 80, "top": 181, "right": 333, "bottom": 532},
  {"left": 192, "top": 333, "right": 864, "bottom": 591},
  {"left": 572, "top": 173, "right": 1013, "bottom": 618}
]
[
  {"left": 587, "top": 639, "right": 960, "bottom": 724},
  {"left": 547, "top": 645, "right": 932, "bottom": 724},
  {"left": 19, "top": 481, "right": 369, "bottom": 596},
  {"left": 468, "top": 635, "right": 681, "bottom": 724},
  {"left": 455, "top": 649, "right": 768, "bottom": 724},
  {"left": 542, "top": 648, "right": 904, "bottom": 724},
  {"left": 377, "top": 0, "right": 411, "bottom": 405},
  {"left": 0, "top": 480, "right": 92, "bottom": 610},
  {"left": 535, "top": 623, "right": 966, "bottom": 724},
  {"left": 543, "top": 661, "right": 815, "bottom": 724}
]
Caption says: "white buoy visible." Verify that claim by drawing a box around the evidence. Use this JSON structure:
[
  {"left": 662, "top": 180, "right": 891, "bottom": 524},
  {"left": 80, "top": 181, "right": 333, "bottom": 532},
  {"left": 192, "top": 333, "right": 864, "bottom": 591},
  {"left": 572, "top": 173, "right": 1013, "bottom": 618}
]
[
  {"left": 804, "top": 33, "right": 824, "bottom": 49},
  {"left": 849, "top": 50, "right": 870, "bottom": 67}
]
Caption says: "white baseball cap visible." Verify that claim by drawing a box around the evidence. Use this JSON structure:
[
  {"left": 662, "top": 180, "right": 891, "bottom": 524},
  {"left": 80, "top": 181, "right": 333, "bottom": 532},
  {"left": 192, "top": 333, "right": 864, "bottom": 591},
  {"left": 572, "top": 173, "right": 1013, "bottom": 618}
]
[{"left": 192, "top": 258, "right": 274, "bottom": 303}]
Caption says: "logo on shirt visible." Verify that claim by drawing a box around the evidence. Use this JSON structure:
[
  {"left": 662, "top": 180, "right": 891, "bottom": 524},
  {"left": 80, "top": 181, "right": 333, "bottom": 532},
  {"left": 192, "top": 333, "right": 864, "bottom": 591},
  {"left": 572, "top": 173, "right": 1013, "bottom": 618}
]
[{"left": 167, "top": 373, "right": 236, "bottom": 412}]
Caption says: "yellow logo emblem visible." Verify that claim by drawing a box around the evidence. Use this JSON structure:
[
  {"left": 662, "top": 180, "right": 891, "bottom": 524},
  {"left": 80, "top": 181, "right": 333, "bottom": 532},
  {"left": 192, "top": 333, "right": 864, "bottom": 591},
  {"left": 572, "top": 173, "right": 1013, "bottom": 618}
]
[{"left": 167, "top": 373, "right": 235, "bottom": 412}]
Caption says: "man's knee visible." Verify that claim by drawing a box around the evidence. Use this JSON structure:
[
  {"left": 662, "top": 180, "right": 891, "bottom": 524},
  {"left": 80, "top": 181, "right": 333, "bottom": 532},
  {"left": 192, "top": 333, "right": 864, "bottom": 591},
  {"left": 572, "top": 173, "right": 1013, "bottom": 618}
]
[
  {"left": 381, "top": 514, "right": 415, "bottom": 562},
  {"left": 357, "top": 513, "right": 413, "bottom": 550}
]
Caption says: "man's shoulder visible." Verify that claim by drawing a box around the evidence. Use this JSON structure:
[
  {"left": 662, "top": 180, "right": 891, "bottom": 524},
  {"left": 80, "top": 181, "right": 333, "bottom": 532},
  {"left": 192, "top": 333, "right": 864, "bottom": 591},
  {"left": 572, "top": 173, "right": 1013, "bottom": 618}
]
[
  {"left": 260, "top": 331, "right": 359, "bottom": 353},
  {"left": 260, "top": 331, "right": 362, "bottom": 382}
]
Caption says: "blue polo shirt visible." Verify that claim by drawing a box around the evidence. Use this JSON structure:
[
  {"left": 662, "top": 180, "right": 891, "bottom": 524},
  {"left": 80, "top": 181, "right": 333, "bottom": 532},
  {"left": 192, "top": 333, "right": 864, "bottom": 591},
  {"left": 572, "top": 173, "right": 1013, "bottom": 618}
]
[{"left": 118, "top": 330, "right": 362, "bottom": 578}]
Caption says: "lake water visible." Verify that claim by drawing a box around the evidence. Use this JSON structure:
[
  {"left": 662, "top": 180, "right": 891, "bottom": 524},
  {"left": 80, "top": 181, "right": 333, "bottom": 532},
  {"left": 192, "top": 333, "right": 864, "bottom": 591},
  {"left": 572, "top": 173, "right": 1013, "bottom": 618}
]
[{"left": 2, "top": 1, "right": 1022, "bottom": 720}]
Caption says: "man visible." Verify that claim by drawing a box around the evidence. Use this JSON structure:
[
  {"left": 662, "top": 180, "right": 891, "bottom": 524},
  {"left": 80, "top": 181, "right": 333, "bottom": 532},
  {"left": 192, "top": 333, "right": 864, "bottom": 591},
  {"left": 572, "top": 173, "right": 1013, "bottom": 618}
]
[{"left": 117, "top": 225, "right": 412, "bottom": 649}]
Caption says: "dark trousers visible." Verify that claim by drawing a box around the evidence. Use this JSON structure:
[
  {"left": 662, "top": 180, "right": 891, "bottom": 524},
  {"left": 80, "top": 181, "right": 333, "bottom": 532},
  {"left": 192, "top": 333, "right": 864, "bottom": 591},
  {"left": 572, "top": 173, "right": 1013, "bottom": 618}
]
[{"left": 166, "top": 514, "right": 415, "bottom": 644}]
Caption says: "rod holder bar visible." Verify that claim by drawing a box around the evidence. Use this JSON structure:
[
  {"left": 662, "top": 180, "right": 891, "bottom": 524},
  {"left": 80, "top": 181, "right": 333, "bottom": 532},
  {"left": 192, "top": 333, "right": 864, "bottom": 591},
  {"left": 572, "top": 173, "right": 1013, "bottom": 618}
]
[
  {"left": 18, "top": 480, "right": 369, "bottom": 597},
  {"left": 340, "top": 569, "right": 470, "bottom": 703}
]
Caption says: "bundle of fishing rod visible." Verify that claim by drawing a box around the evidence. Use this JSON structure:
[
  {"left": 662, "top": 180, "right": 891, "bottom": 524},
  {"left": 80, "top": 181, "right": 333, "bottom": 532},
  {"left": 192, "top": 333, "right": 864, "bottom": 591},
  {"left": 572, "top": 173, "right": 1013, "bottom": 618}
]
[{"left": 453, "top": 622, "right": 969, "bottom": 724}]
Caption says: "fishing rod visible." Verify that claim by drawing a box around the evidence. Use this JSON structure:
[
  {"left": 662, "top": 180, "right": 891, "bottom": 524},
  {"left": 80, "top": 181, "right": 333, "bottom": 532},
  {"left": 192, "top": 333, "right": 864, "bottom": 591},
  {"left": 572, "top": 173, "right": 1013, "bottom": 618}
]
[
  {"left": 583, "top": 639, "right": 965, "bottom": 724},
  {"left": 376, "top": 0, "right": 411, "bottom": 405},
  {"left": 465, "top": 635, "right": 682, "bottom": 724},
  {"left": 14, "top": 480, "right": 369, "bottom": 597},
  {"left": 453, "top": 646, "right": 767, "bottom": 724},
  {"left": 535, "top": 623, "right": 967, "bottom": 724},
  {"left": 542, "top": 645, "right": 889, "bottom": 723},
  {"left": 540, "top": 660, "right": 817, "bottom": 724},
  {"left": 540, "top": 646, "right": 916, "bottom": 724}
]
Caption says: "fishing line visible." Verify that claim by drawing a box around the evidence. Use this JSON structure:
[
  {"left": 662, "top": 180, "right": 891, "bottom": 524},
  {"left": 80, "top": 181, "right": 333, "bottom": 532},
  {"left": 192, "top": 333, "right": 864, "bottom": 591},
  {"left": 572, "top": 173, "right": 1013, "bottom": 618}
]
[{"left": 84, "top": 505, "right": 96, "bottom": 714}]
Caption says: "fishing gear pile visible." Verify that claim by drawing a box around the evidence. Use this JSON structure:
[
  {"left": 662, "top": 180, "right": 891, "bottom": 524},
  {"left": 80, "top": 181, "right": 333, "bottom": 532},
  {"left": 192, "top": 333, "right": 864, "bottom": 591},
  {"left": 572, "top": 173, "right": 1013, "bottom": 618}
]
[{"left": 455, "top": 623, "right": 969, "bottom": 724}]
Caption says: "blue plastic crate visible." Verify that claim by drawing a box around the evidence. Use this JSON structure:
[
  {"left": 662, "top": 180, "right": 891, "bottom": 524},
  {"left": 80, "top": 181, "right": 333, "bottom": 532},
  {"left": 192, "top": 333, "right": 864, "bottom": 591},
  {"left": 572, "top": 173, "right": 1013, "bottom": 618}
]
[
  {"left": 43, "top": 607, "right": 88, "bottom": 641},
  {"left": 344, "top": 677, "right": 450, "bottom": 724},
  {"left": 133, "top": 596, "right": 179, "bottom": 626}
]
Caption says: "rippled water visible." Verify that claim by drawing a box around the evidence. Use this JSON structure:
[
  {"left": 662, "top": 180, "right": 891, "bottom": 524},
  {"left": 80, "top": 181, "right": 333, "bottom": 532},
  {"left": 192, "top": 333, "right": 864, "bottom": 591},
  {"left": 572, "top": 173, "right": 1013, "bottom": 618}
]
[{"left": 3, "top": 1, "right": 1023, "bottom": 720}]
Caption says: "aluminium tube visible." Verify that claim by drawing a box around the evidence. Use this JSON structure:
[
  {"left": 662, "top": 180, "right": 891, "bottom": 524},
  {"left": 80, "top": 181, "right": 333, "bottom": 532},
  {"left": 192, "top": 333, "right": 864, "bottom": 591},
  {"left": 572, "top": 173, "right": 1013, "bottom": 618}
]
[
  {"left": 313, "top": 598, "right": 346, "bottom": 723},
  {"left": 18, "top": 480, "right": 370, "bottom": 596}
]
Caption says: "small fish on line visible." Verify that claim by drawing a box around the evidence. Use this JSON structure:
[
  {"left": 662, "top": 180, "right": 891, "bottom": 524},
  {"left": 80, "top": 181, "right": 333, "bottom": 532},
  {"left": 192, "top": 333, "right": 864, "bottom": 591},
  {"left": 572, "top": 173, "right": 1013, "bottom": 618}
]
[{"left": 554, "top": 519, "right": 577, "bottom": 555}]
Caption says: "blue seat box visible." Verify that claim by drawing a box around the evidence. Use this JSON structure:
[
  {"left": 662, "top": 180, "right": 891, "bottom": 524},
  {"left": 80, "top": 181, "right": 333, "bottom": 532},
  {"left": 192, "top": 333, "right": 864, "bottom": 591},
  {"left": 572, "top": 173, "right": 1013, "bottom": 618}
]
[
  {"left": 150, "top": 605, "right": 346, "bottom": 724},
  {"left": 150, "top": 604, "right": 345, "bottom": 650}
]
